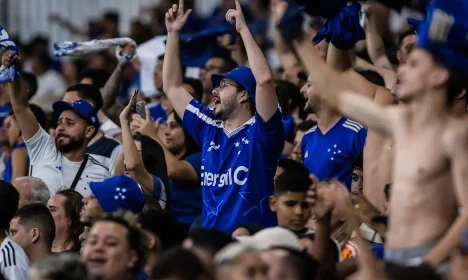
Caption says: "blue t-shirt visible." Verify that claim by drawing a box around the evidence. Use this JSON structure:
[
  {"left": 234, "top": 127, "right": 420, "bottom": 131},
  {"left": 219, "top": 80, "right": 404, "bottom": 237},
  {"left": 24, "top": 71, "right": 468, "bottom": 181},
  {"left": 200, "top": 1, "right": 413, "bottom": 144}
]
[
  {"left": 4, "top": 143, "right": 28, "bottom": 183},
  {"left": 183, "top": 99, "right": 284, "bottom": 233},
  {"left": 301, "top": 117, "right": 366, "bottom": 189},
  {"left": 169, "top": 152, "right": 203, "bottom": 225},
  {"left": 283, "top": 113, "right": 296, "bottom": 143},
  {"left": 0, "top": 104, "right": 12, "bottom": 127},
  {"left": 152, "top": 175, "right": 168, "bottom": 210},
  {"left": 148, "top": 102, "right": 167, "bottom": 124}
]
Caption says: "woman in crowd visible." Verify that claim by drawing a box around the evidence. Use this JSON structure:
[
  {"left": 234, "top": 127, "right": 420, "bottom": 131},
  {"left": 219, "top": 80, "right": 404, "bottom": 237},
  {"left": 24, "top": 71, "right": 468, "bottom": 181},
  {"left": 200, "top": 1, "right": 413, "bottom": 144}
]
[
  {"left": 47, "top": 190, "right": 84, "bottom": 253},
  {"left": 132, "top": 109, "right": 202, "bottom": 234},
  {"left": 120, "top": 92, "right": 168, "bottom": 210}
]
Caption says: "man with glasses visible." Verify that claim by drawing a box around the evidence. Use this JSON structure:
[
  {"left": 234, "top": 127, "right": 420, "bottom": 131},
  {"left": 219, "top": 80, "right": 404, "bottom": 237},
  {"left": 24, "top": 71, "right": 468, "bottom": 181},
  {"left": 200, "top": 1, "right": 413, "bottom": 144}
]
[
  {"left": 163, "top": 0, "right": 284, "bottom": 233},
  {"left": 199, "top": 56, "right": 238, "bottom": 105}
]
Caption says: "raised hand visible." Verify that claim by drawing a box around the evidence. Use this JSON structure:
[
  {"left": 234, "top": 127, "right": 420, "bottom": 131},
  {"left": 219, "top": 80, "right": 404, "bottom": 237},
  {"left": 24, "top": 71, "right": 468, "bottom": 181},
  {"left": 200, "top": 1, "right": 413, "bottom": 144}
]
[
  {"left": 225, "top": 0, "right": 248, "bottom": 33},
  {"left": 131, "top": 106, "right": 159, "bottom": 137},
  {"left": 1, "top": 51, "right": 17, "bottom": 68},
  {"left": 119, "top": 90, "right": 138, "bottom": 124},
  {"left": 165, "top": 0, "right": 192, "bottom": 33},
  {"left": 307, "top": 175, "right": 334, "bottom": 219}
]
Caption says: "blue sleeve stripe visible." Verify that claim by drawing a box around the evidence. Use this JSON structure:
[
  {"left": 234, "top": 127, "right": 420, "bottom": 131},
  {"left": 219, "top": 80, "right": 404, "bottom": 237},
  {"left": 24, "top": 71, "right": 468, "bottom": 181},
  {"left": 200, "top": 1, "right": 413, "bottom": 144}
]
[{"left": 186, "top": 103, "right": 222, "bottom": 128}]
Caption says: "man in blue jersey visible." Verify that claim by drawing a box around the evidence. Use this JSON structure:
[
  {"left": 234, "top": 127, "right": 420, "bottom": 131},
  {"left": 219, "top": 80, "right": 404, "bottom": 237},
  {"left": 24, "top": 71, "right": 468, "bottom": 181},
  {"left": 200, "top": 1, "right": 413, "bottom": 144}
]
[
  {"left": 163, "top": 0, "right": 284, "bottom": 233},
  {"left": 300, "top": 73, "right": 367, "bottom": 190}
]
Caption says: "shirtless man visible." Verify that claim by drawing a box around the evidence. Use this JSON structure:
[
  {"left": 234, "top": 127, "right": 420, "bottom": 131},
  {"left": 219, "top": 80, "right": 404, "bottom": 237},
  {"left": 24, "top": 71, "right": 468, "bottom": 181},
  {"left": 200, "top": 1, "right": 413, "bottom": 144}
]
[{"left": 276, "top": 0, "right": 468, "bottom": 267}]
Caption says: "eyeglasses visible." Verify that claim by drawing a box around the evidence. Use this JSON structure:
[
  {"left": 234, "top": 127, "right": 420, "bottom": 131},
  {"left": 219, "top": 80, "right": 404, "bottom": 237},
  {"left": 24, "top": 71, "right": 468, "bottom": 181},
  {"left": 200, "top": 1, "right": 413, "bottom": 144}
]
[{"left": 218, "top": 80, "right": 240, "bottom": 91}]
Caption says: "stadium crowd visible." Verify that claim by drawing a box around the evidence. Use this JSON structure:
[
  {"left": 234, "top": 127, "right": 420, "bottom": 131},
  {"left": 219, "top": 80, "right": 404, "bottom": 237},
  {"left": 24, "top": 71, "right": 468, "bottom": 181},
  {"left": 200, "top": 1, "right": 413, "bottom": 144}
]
[{"left": 0, "top": 0, "right": 467, "bottom": 279}]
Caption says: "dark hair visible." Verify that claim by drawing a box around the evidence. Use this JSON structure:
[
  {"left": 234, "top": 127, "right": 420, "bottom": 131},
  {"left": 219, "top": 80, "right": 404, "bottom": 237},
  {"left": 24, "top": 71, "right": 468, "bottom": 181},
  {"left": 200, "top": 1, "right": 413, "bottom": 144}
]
[
  {"left": 275, "top": 80, "right": 302, "bottom": 115},
  {"left": 93, "top": 211, "right": 149, "bottom": 276},
  {"left": 151, "top": 247, "right": 206, "bottom": 280},
  {"left": 66, "top": 83, "right": 103, "bottom": 111},
  {"left": 34, "top": 52, "right": 52, "bottom": 70},
  {"left": 55, "top": 190, "right": 84, "bottom": 251},
  {"left": 171, "top": 112, "right": 201, "bottom": 158},
  {"left": 296, "top": 120, "right": 316, "bottom": 133},
  {"left": 270, "top": 246, "right": 319, "bottom": 280},
  {"left": 46, "top": 116, "right": 58, "bottom": 130},
  {"left": 275, "top": 168, "right": 311, "bottom": 195},
  {"left": 277, "top": 158, "right": 310, "bottom": 173},
  {"left": 433, "top": 59, "right": 467, "bottom": 106},
  {"left": 398, "top": 30, "right": 417, "bottom": 49},
  {"left": 79, "top": 68, "right": 110, "bottom": 89},
  {"left": 157, "top": 54, "right": 165, "bottom": 61},
  {"left": 187, "top": 228, "right": 234, "bottom": 254},
  {"left": 212, "top": 56, "right": 238, "bottom": 73},
  {"left": 356, "top": 69, "right": 385, "bottom": 87},
  {"left": 138, "top": 210, "right": 185, "bottom": 251},
  {"left": 384, "top": 184, "right": 391, "bottom": 202},
  {"left": 235, "top": 223, "right": 264, "bottom": 235},
  {"left": 0, "top": 180, "right": 19, "bottom": 232},
  {"left": 137, "top": 135, "right": 169, "bottom": 190},
  {"left": 183, "top": 78, "right": 203, "bottom": 102},
  {"left": 15, "top": 204, "right": 56, "bottom": 249},
  {"left": 10, "top": 104, "right": 46, "bottom": 129},
  {"left": 30, "top": 104, "right": 47, "bottom": 129},
  {"left": 20, "top": 72, "right": 38, "bottom": 100},
  {"left": 353, "top": 152, "right": 363, "bottom": 171},
  {"left": 103, "top": 11, "right": 119, "bottom": 23}
]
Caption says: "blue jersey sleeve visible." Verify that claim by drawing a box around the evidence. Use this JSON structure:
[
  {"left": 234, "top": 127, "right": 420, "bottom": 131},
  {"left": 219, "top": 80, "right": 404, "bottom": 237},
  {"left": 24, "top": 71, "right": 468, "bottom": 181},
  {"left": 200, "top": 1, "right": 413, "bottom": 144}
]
[
  {"left": 354, "top": 127, "right": 368, "bottom": 154},
  {"left": 182, "top": 99, "right": 216, "bottom": 145},
  {"left": 184, "top": 152, "right": 202, "bottom": 181},
  {"left": 255, "top": 109, "right": 285, "bottom": 158}
]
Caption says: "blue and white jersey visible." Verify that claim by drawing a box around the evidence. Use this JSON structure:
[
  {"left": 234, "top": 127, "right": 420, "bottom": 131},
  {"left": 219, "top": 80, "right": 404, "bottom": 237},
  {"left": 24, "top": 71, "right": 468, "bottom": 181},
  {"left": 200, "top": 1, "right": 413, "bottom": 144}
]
[
  {"left": 301, "top": 118, "right": 366, "bottom": 190},
  {"left": 183, "top": 99, "right": 284, "bottom": 233}
]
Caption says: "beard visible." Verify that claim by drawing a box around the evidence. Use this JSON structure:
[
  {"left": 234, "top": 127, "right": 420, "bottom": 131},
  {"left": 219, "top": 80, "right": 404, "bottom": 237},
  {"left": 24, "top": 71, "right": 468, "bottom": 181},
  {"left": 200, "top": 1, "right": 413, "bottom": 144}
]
[
  {"left": 213, "top": 94, "right": 237, "bottom": 121},
  {"left": 55, "top": 133, "right": 85, "bottom": 153},
  {"left": 305, "top": 95, "right": 322, "bottom": 115}
]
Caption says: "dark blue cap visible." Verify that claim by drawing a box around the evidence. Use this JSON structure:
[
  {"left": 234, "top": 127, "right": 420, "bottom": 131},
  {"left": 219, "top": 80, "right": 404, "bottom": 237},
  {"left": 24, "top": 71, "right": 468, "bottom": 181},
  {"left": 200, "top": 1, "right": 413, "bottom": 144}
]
[
  {"left": 211, "top": 66, "right": 257, "bottom": 103},
  {"left": 90, "top": 175, "right": 145, "bottom": 214},
  {"left": 52, "top": 99, "right": 100, "bottom": 137},
  {"left": 417, "top": 0, "right": 468, "bottom": 73}
]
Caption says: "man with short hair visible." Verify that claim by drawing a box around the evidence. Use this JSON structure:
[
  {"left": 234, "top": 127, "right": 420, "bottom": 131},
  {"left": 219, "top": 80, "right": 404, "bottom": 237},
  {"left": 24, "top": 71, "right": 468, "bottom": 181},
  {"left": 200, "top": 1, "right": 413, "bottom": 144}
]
[
  {"left": 9, "top": 204, "right": 55, "bottom": 264},
  {"left": 0, "top": 180, "right": 30, "bottom": 280},
  {"left": 12, "top": 176, "right": 50, "bottom": 208},
  {"left": 199, "top": 56, "right": 238, "bottom": 105},
  {"left": 163, "top": 0, "right": 284, "bottom": 233},
  {"left": 62, "top": 83, "right": 123, "bottom": 175},
  {"left": 2, "top": 52, "right": 112, "bottom": 197}
]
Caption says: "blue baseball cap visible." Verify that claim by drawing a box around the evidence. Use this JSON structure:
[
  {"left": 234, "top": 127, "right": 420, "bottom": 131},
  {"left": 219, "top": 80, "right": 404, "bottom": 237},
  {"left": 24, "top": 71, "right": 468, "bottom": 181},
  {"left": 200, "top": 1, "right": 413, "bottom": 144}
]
[
  {"left": 417, "top": 0, "right": 468, "bottom": 73},
  {"left": 211, "top": 66, "right": 257, "bottom": 103},
  {"left": 89, "top": 175, "right": 145, "bottom": 214},
  {"left": 52, "top": 99, "right": 100, "bottom": 137}
]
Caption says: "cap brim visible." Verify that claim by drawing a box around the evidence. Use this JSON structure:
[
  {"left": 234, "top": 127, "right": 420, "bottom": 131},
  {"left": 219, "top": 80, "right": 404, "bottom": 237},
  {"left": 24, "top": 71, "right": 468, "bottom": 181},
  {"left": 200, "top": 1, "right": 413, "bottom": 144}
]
[
  {"left": 52, "top": 101, "right": 75, "bottom": 119},
  {"left": 211, "top": 73, "right": 229, "bottom": 89}
]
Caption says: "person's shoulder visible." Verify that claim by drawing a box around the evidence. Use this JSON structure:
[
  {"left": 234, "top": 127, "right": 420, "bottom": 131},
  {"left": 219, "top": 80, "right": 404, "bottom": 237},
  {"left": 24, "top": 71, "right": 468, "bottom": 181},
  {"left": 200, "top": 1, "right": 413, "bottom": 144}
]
[
  {"left": 342, "top": 119, "right": 365, "bottom": 134},
  {"left": 0, "top": 237, "right": 29, "bottom": 269},
  {"left": 442, "top": 117, "right": 468, "bottom": 155},
  {"left": 87, "top": 155, "right": 111, "bottom": 174}
]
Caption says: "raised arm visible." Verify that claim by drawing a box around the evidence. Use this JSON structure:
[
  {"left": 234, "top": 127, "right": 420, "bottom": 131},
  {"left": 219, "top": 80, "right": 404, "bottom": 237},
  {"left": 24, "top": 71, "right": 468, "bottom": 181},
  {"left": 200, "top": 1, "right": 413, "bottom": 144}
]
[
  {"left": 131, "top": 108, "right": 199, "bottom": 184},
  {"left": 227, "top": 0, "right": 278, "bottom": 121},
  {"left": 119, "top": 92, "right": 154, "bottom": 194},
  {"left": 162, "top": 0, "right": 194, "bottom": 119},
  {"left": 3, "top": 53, "right": 40, "bottom": 140},
  {"left": 364, "top": 3, "right": 394, "bottom": 70},
  {"left": 101, "top": 44, "right": 136, "bottom": 112}
]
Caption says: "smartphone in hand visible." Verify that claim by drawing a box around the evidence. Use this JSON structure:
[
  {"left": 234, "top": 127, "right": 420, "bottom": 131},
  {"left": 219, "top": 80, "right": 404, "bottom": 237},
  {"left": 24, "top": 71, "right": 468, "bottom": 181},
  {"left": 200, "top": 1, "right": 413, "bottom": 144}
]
[{"left": 135, "top": 101, "right": 147, "bottom": 119}]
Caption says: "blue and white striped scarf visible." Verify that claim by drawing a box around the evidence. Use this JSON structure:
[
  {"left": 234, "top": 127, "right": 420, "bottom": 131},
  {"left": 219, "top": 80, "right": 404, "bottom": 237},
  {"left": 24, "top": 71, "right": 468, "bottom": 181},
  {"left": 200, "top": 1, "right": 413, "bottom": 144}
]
[
  {"left": 54, "top": 37, "right": 137, "bottom": 63},
  {"left": 0, "top": 25, "right": 19, "bottom": 83}
]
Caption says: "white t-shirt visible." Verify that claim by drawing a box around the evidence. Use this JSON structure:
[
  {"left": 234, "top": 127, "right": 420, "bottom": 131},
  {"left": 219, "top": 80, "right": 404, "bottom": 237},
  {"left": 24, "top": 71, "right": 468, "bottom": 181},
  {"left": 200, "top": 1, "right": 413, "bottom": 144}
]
[
  {"left": 0, "top": 237, "right": 30, "bottom": 280},
  {"left": 25, "top": 128, "right": 112, "bottom": 197},
  {"left": 86, "top": 135, "right": 122, "bottom": 175}
]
